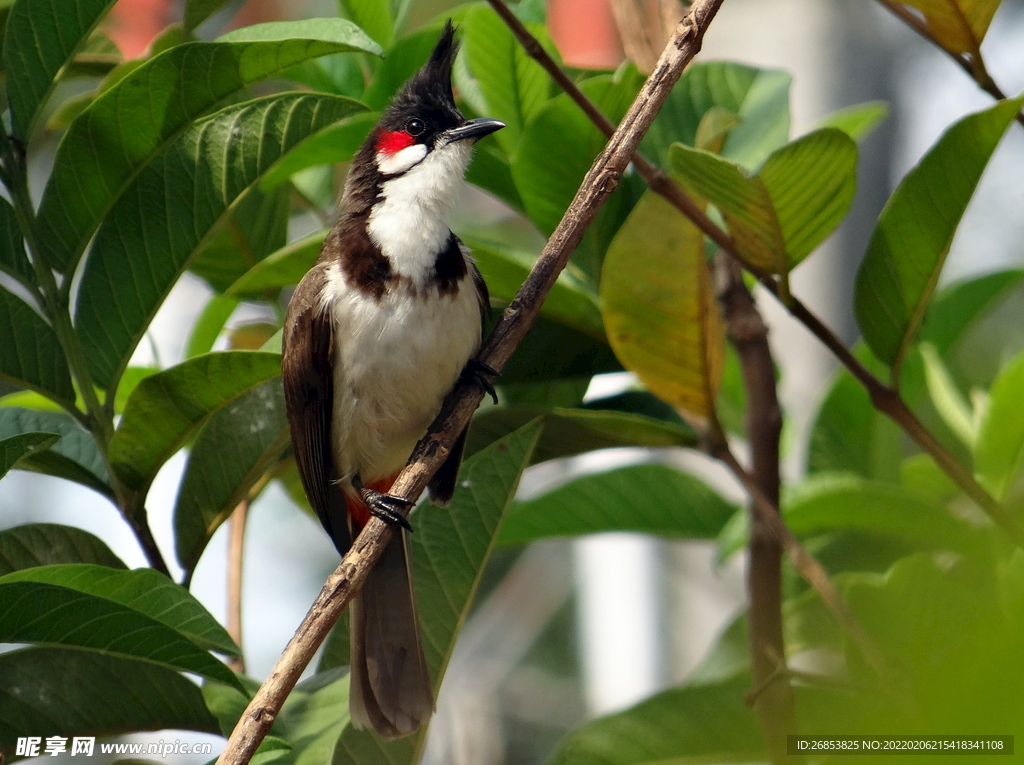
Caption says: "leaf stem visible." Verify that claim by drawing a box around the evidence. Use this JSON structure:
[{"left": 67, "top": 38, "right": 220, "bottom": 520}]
[
  {"left": 483, "top": 0, "right": 1024, "bottom": 549},
  {"left": 216, "top": 3, "right": 727, "bottom": 762}
]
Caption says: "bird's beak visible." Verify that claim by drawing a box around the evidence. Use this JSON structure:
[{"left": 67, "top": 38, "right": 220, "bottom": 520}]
[{"left": 444, "top": 118, "right": 506, "bottom": 144}]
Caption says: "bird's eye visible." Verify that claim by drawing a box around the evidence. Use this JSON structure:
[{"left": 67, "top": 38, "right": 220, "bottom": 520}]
[{"left": 406, "top": 118, "right": 425, "bottom": 136}]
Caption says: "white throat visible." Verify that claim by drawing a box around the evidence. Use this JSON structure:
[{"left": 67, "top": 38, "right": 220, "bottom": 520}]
[{"left": 368, "top": 140, "right": 473, "bottom": 289}]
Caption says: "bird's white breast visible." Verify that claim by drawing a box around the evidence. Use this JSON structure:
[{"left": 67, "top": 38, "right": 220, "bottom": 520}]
[
  {"left": 320, "top": 260, "right": 481, "bottom": 485},
  {"left": 368, "top": 140, "right": 473, "bottom": 291}
]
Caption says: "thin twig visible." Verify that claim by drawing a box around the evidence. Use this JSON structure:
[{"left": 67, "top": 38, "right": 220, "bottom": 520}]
[
  {"left": 215, "top": 4, "right": 726, "bottom": 763},
  {"left": 711, "top": 442, "right": 890, "bottom": 683},
  {"left": 227, "top": 499, "right": 248, "bottom": 674},
  {"left": 873, "top": 0, "right": 1023, "bottom": 128},
  {"left": 485, "top": 0, "right": 1024, "bottom": 549},
  {"left": 713, "top": 253, "right": 794, "bottom": 761}
]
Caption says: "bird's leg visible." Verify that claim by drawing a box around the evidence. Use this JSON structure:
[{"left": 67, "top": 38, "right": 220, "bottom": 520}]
[
  {"left": 353, "top": 474, "right": 414, "bottom": 531},
  {"left": 462, "top": 357, "right": 499, "bottom": 404}
]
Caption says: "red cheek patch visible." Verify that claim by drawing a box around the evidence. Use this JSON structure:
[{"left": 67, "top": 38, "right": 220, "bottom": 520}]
[{"left": 376, "top": 130, "right": 415, "bottom": 155}]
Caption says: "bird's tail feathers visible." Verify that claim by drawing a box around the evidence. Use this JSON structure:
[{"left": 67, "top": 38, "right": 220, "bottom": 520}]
[{"left": 349, "top": 528, "right": 434, "bottom": 739}]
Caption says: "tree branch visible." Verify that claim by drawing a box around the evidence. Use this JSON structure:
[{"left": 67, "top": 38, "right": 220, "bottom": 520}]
[
  {"left": 215, "top": 3, "right": 726, "bottom": 763},
  {"left": 713, "top": 253, "right": 794, "bottom": 761},
  {"left": 484, "top": 0, "right": 1024, "bottom": 549}
]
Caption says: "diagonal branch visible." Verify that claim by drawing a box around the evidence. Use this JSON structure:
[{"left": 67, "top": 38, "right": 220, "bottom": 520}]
[
  {"left": 214, "top": 3, "right": 726, "bottom": 763},
  {"left": 485, "top": 0, "right": 1024, "bottom": 549}
]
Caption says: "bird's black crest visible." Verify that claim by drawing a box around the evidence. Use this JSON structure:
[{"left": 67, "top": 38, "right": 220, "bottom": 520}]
[{"left": 382, "top": 20, "right": 461, "bottom": 126}]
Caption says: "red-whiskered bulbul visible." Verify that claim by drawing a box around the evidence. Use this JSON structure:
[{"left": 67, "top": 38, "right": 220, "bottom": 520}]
[{"left": 281, "top": 21, "right": 504, "bottom": 739}]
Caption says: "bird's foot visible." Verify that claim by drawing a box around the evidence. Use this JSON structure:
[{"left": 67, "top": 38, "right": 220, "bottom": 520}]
[
  {"left": 353, "top": 475, "right": 414, "bottom": 531},
  {"left": 463, "top": 357, "right": 499, "bottom": 404}
]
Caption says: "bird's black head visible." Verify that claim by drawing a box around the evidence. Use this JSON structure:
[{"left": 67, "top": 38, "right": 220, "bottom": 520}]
[
  {"left": 376, "top": 19, "right": 462, "bottom": 148},
  {"left": 366, "top": 21, "right": 505, "bottom": 175},
  {"left": 341, "top": 21, "right": 504, "bottom": 212}
]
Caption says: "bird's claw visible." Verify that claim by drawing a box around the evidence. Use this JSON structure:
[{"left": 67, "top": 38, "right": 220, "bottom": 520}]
[
  {"left": 464, "top": 357, "right": 499, "bottom": 404},
  {"left": 353, "top": 475, "right": 414, "bottom": 530}
]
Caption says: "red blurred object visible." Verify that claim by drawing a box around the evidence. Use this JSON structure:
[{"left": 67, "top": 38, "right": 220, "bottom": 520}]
[
  {"left": 548, "top": 0, "right": 623, "bottom": 70},
  {"left": 106, "top": 0, "right": 175, "bottom": 58}
]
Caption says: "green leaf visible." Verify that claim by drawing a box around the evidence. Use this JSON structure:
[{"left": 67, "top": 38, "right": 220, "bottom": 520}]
[
  {"left": 37, "top": 27, "right": 377, "bottom": 273},
  {"left": 898, "top": 269, "right": 1024, "bottom": 408},
  {"left": 757, "top": 129, "right": 858, "bottom": 266},
  {"left": 499, "top": 316, "right": 622, "bottom": 383},
  {"left": 279, "top": 670, "right": 351, "bottom": 765},
  {"left": 0, "top": 578, "right": 242, "bottom": 688},
  {"left": 227, "top": 231, "right": 327, "bottom": 297},
  {"left": 643, "top": 61, "right": 792, "bottom": 171},
  {"left": 815, "top": 100, "right": 889, "bottom": 142},
  {"left": 466, "top": 406, "right": 697, "bottom": 464},
  {"left": 919, "top": 342, "right": 976, "bottom": 448},
  {"left": 464, "top": 140, "right": 524, "bottom": 213},
  {"left": 2, "top": 0, "right": 117, "bottom": 140},
  {"left": 336, "top": 0, "right": 393, "bottom": 50},
  {"left": 808, "top": 367, "right": 902, "bottom": 481},
  {"left": 316, "top": 615, "right": 351, "bottom": 673},
  {"left": 499, "top": 377, "right": 591, "bottom": 408},
  {"left": 333, "top": 421, "right": 543, "bottom": 762},
  {"left": 511, "top": 75, "right": 643, "bottom": 282},
  {"left": 722, "top": 472, "right": 988, "bottom": 560},
  {"left": 175, "top": 379, "right": 290, "bottom": 574},
  {"left": 0, "top": 288, "right": 76, "bottom": 405},
  {"left": 466, "top": 236, "right": 604, "bottom": 339},
  {"left": 901, "top": 0, "right": 1001, "bottom": 54},
  {"left": 919, "top": 268, "right": 1024, "bottom": 354},
  {"left": 0, "top": 197, "right": 32, "bottom": 285},
  {"left": 190, "top": 184, "right": 290, "bottom": 293},
  {"left": 0, "top": 647, "right": 219, "bottom": 748},
  {"left": 74, "top": 93, "right": 362, "bottom": 389},
  {"left": 183, "top": 0, "right": 233, "bottom": 31},
  {"left": 975, "top": 348, "right": 1024, "bottom": 500},
  {"left": 187, "top": 294, "right": 241, "bottom": 358},
  {"left": 361, "top": 29, "right": 437, "bottom": 109},
  {"left": 0, "top": 564, "right": 239, "bottom": 655},
  {"left": 854, "top": 95, "right": 1024, "bottom": 380},
  {"left": 109, "top": 351, "right": 282, "bottom": 491},
  {"left": 259, "top": 112, "right": 377, "bottom": 192},
  {"left": 0, "top": 408, "right": 111, "bottom": 496},
  {"left": 462, "top": 6, "right": 551, "bottom": 155},
  {"left": 601, "top": 190, "right": 726, "bottom": 422},
  {"left": 669, "top": 145, "right": 783, "bottom": 273},
  {"left": 499, "top": 464, "right": 737, "bottom": 545},
  {"left": 544, "top": 677, "right": 763, "bottom": 765},
  {"left": 202, "top": 675, "right": 264, "bottom": 737},
  {"left": 0, "top": 523, "right": 126, "bottom": 575},
  {"left": 837, "top": 553, "right": 1023, "bottom": 732},
  {"left": 670, "top": 128, "right": 857, "bottom": 271},
  {"left": 0, "top": 431, "right": 59, "bottom": 480}
]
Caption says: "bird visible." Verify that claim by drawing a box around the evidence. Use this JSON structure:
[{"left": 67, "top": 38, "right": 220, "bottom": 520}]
[{"left": 281, "top": 20, "right": 504, "bottom": 739}]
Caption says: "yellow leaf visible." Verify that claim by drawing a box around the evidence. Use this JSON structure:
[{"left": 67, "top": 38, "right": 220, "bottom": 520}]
[
  {"left": 601, "top": 191, "right": 726, "bottom": 423},
  {"left": 901, "top": 0, "right": 1001, "bottom": 54}
]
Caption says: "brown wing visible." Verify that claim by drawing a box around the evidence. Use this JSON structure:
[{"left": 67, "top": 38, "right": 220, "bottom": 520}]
[
  {"left": 282, "top": 263, "right": 351, "bottom": 554},
  {"left": 462, "top": 237, "right": 491, "bottom": 335},
  {"left": 427, "top": 240, "right": 490, "bottom": 506}
]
